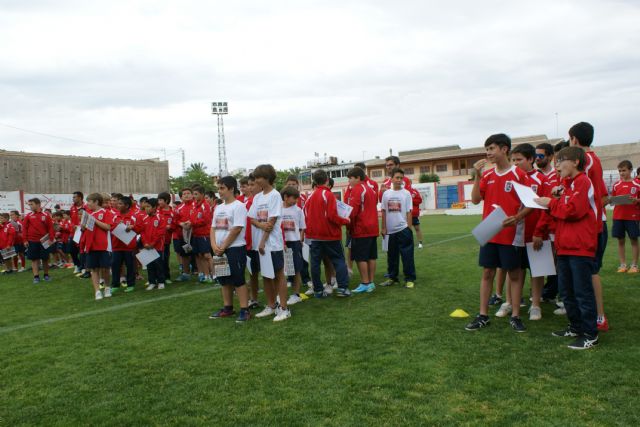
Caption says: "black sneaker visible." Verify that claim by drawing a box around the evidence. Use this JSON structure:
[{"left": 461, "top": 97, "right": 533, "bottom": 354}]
[
  {"left": 568, "top": 335, "right": 599, "bottom": 350},
  {"left": 510, "top": 316, "right": 527, "bottom": 333},
  {"left": 465, "top": 315, "right": 490, "bottom": 331},
  {"left": 488, "top": 294, "right": 503, "bottom": 306},
  {"left": 552, "top": 326, "right": 579, "bottom": 338}
]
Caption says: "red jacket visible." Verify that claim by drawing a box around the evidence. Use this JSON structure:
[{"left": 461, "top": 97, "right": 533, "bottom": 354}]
[
  {"left": 0, "top": 222, "right": 16, "bottom": 249},
  {"left": 23, "top": 211, "right": 54, "bottom": 242},
  {"left": 158, "top": 207, "right": 175, "bottom": 243},
  {"left": 549, "top": 173, "right": 597, "bottom": 257},
  {"left": 190, "top": 200, "right": 212, "bottom": 237},
  {"left": 304, "top": 186, "right": 349, "bottom": 240},
  {"left": 111, "top": 210, "right": 138, "bottom": 251},
  {"left": 245, "top": 196, "right": 254, "bottom": 250},
  {"left": 347, "top": 183, "right": 379, "bottom": 238},
  {"left": 137, "top": 212, "right": 166, "bottom": 251},
  {"left": 173, "top": 201, "right": 193, "bottom": 240},
  {"left": 409, "top": 187, "right": 422, "bottom": 218}
]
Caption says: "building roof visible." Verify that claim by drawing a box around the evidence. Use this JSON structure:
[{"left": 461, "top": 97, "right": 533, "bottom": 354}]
[{"left": 0, "top": 149, "right": 167, "bottom": 165}]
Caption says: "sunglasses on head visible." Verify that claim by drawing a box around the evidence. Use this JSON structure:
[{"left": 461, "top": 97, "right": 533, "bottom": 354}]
[{"left": 535, "top": 153, "right": 545, "bottom": 159}]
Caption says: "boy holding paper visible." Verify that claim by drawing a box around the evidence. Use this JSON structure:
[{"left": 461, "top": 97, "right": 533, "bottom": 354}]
[
  {"left": 0, "top": 213, "right": 16, "bottom": 273},
  {"left": 110, "top": 196, "right": 138, "bottom": 293},
  {"left": 137, "top": 198, "right": 166, "bottom": 291},
  {"left": 281, "top": 186, "right": 307, "bottom": 305},
  {"left": 84, "top": 193, "right": 114, "bottom": 300},
  {"left": 610, "top": 160, "right": 640, "bottom": 273},
  {"left": 535, "top": 146, "right": 599, "bottom": 349},
  {"left": 465, "top": 134, "right": 532, "bottom": 333},
  {"left": 23, "top": 198, "right": 55, "bottom": 283}
]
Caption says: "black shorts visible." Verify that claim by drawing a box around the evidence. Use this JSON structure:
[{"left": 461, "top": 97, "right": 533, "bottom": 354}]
[
  {"left": 55, "top": 242, "right": 66, "bottom": 253},
  {"left": 520, "top": 247, "right": 530, "bottom": 270},
  {"left": 612, "top": 219, "right": 640, "bottom": 239},
  {"left": 286, "top": 241, "right": 303, "bottom": 274},
  {"left": 86, "top": 251, "right": 111, "bottom": 269},
  {"left": 14, "top": 243, "right": 25, "bottom": 254},
  {"left": 592, "top": 222, "right": 608, "bottom": 274},
  {"left": 219, "top": 246, "right": 247, "bottom": 287},
  {"left": 173, "top": 238, "right": 187, "bottom": 256},
  {"left": 26, "top": 241, "right": 49, "bottom": 260},
  {"left": 351, "top": 236, "right": 378, "bottom": 262},
  {"left": 247, "top": 249, "right": 260, "bottom": 274},
  {"left": 412, "top": 216, "right": 420, "bottom": 226},
  {"left": 191, "top": 236, "right": 211, "bottom": 254},
  {"left": 478, "top": 243, "right": 523, "bottom": 270},
  {"left": 263, "top": 250, "right": 284, "bottom": 276}
]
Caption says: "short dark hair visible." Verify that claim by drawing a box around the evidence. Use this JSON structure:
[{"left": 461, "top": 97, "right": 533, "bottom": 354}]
[
  {"left": 247, "top": 173, "right": 255, "bottom": 182},
  {"left": 205, "top": 190, "right": 216, "bottom": 199},
  {"left": 281, "top": 186, "right": 300, "bottom": 199},
  {"left": 554, "top": 140, "right": 569, "bottom": 153},
  {"left": 119, "top": 195, "right": 132, "bottom": 209},
  {"left": 536, "top": 143, "right": 554, "bottom": 156},
  {"left": 557, "top": 147, "right": 586, "bottom": 171},
  {"left": 511, "top": 143, "right": 535, "bottom": 160},
  {"left": 239, "top": 177, "right": 249, "bottom": 186},
  {"left": 28, "top": 198, "right": 41, "bottom": 205},
  {"left": 285, "top": 175, "right": 299, "bottom": 184},
  {"left": 111, "top": 193, "right": 123, "bottom": 199},
  {"left": 0, "top": 213, "right": 9, "bottom": 219},
  {"left": 391, "top": 167, "right": 404, "bottom": 177},
  {"left": 354, "top": 162, "right": 366, "bottom": 169},
  {"left": 618, "top": 160, "right": 633, "bottom": 170},
  {"left": 312, "top": 169, "right": 328, "bottom": 185},
  {"left": 327, "top": 177, "right": 334, "bottom": 189},
  {"left": 217, "top": 176, "right": 238, "bottom": 194},
  {"left": 52, "top": 211, "right": 62, "bottom": 218},
  {"left": 54, "top": 204, "right": 61, "bottom": 210},
  {"left": 73, "top": 191, "right": 83, "bottom": 199},
  {"left": 87, "top": 193, "right": 103, "bottom": 206},
  {"left": 191, "top": 184, "right": 205, "bottom": 194},
  {"left": 179, "top": 188, "right": 192, "bottom": 197},
  {"left": 139, "top": 197, "right": 148, "bottom": 204},
  {"left": 569, "top": 122, "right": 594, "bottom": 147},
  {"left": 10, "top": 210, "right": 19, "bottom": 216},
  {"left": 146, "top": 198, "right": 158, "bottom": 208},
  {"left": 347, "top": 167, "right": 366, "bottom": 180},
  {"left": 385, "top": 156, "right": 400, "bottom": 166},
  {"left": 253, "top": 164, "right": 277, "bottom": 184},
  {"left": 158, "top": 192, "right": 171, "bottom": 203},
  {"left": 484, "top": 134, "right": 511, "bottom": 153}
]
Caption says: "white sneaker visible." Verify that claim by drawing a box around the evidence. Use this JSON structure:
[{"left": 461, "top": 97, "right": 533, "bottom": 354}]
[
  {"left": 495, "top": 303, "right": 512, "bottom": 318},
  {"left": 18, "top": 267, "right": 26, "bottom": 273},
  {"left": 306, "top": 281, "right": 313, "bottom": 287},
  {"left": 158, "top": 283, "right": 165, "bottom": 290},
  {"left": 103, "top": 287, "right": 112, "bottom": 298},
  {"left": 276, "top": 295, "right": 280, "bottom": 305},
  {"left": 120, "top": 278, "right": 126, "bottom": 284},
  {"left": 255, "top": 306, "right": 276, "bottom": 318},
  {"left": 273, "top": 308, "right": 291, "bottom": 322},
  {"left": 146, "top": 283, "right": 156, "bottom": 291},
  {"left": 99, "top": 279, "right": 104, "bottom": 285},
  {"left": 286, "top": 281, "right": 292, "bottom": 288},
  {"left": 554, "top": 307, "right": 567, "bottom": 315},
  {"left": 305, "top": 287, "right": 315, "bottom": 296},
  {"left": 529, "top": 306, "right": 542, "bottom": 321},
  {"left": 95, "top": 290, "right": 103, "bottom": 301},
  {"left": 324, "top": 284, "right": 334, "bottom": 295},
  {"left": 287, "top": 294, "right": 302, "bottom": 305},
  {"left": 74, "top": 267, "right": 80, "bottom": 274}
]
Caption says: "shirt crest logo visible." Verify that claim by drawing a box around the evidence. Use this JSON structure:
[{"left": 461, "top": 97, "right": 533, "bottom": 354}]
[
  {"left": 504, "top": 181, "right": 513, "bottom": 192},
  {"left": 531, "top": 185, "right": 538, "bottom": 193},
  {"left": 154, "top": 220, "right": 159, "bottom": 227},
  {"left": 632, "top": 187, "right": 637, "bottom": 195}
]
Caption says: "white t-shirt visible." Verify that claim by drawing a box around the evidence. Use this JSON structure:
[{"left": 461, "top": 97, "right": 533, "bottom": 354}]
[
  {"left": 282, "top": 205, "right": 306, "bottom": 242},
  {"left": 248, "top": 189, "right": 284, "bottom": 251},
  {"left": 381, "top": 188, "right": 412, "bottom": 234},
  {"left": 211, "top": 200, "right": 247, "bottom": 248}
]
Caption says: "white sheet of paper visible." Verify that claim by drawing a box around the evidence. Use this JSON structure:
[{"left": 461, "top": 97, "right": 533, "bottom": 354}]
[
  {"left": 336, "top": 200, "right": 353, "bottom": 219},
  {"left": 136, "top": 248, "right": 160, "bottom": 267},
  {"left": 526, "top": 240, "right": 556, "bottom": 278},
  {"left": 40, "top": 235, "right": 51, "bottom": 249},
  {"left": 472, "top": 205, "right": 507, "bottom": 246},
  {"left": 302, "top": 243, "right": 310, "bottom": 262},
  {"left": 382, "top": 235, "right": 389, "bottom": 252},
  {"left": 259, "top": 251, "right": 275, "bottom": 279},
  {"left": 609, "top": 195, "right": 634, "bottom": 206},
  {"left": 84, "top": 214, "right": 96, "bottom": 231},
  {"left": 511, "top": 181, "right": 547, "bottom": 209},
  {"left": 246, "top": 256, "right": 253, "bottom": 275},
  {"left": 72, "top": 227, "right": 82, "bottom": 244},
  {"left": 112, "top": 222, "right": 137, "bottom": 245}
]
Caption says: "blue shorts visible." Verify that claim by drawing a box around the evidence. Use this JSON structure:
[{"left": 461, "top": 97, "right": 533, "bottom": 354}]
[
  {"left": 478, "top": 243, "right": 523, "bottom": 270},
  {"left": 286, "top": 241, "right": 304, "bottom": 274},
  {"left": 173, "top": 238, "right": 188, "bottom": 256},
  {"left": 612, "top": 219, "right": 640, "bottom": 239},
  {"left": 412, "top": 216, "right": 420, "bottom": 226},
  {"left": 26, "top": 241, "right": 49, "bottom": 261},
  {"left": 219, "top": 246, "right": 247, "bottom": 287},
  {"left": 86, "top": 251, "right": 111, "bottom": 269},
  {"left": 592, "top": 222, "right": 608, "bottom": 274},
  {"left": 247, "top": 249, "right": 260, "bottom": 274},
  {"left": 14, "top": 243, "right": 25, "bottom": 254},
  {"left": 55, "top": 242, "right": 66, "bottom": 253},
  {"left": 265, "top": 250, "right": 284, "bottom": 276},
  {"left": 191, "top": 236, "right": 211, "bottom": 254},
  {"left": 351, "top": 236, "right": 378, "bottom": 262}
]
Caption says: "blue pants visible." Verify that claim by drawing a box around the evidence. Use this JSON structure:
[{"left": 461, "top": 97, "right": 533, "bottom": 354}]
[
  {"left": 557, "top": 255, "right": 598, "bottom": 337},
  {"left": 387, "top": 227, "right": 416, "bottom": 281},
  {"left": 162, "top": 244, "right": 171, "bottom": 279},
  {"left": 111, "top": 251, "right": 135, "bottom": 287},
  {"left": 147, "top": 256, "right": 165, "bottom": 285},
  {"left": 310, "top": 240, "right": 349, "bottom": 292}
]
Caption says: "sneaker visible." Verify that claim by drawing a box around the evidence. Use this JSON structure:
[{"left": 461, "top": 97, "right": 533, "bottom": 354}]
[
  {"left": 404, "top": 282, "right": 414, "bottom": 289},
  {"left": 99, "top": 283, "right": 105, "bottom": 290},
  {"left": 528, "top": 306, "right": 542, "bottom": 321},
  {"left": 552, "top": 326, "right": 579, "bottom": 337},
  {"left": 204, "top": 277, "right": 214, "bottom": 284},
  {"left": 304, "top": 287, "right": 315, "bottom": 296},
  {"left": 81, "top": 272, "right": 91, "bottom": 279},
  {"left": 255, "top": 306, "right": 276, "bottom": 318},
  {"left": 323, "top": 284, "right": 333, "bottom": 295},
  {"left": 488, "top": 294, "right": 503, "bottom": 306},
  {"left": 248, "top": 300, "right": 260, "bottom": 309},
  {"left": 158, "top": 283, "right": 165, "bottom": 290},
  {"left": 273, "top": 308, "right": 291, "bottom": 322},
  {"left": 209, "top": 308, "right": 235, "bottom": 319},
  {"left": 95, "top": 290, "right": 103, "bottom": 301},
  {"left": 553, "top": 307, "right": 567, "bottom": 316},
  {"left": 33, "top": 277, "right": 40, "bottom": 284},
  {"left": 43, "top": 275, "right": 51, "bottom": 282},
  {"left": 175, "top": 273, "right": 190, "bottom": 282},
  {"left": 380, "top": 279, "right": 398, "bottom": 287},
  {"left": 103, "top": 287, "right": 112, "bottom": 298},
  {"left": 495, "top": 303, "right": 512, "bottom": 318},
  {"left": 519, "top": 298, "right": 526, "bottom": 308},
  {"left": 352, "top": 284, "right": 369, "bottom": 294},
  {"left": 617, "top": 264, "right": 628, "bottom": 273},
  {"left": 597, "top": 316, "right": 609, "bottom": 332},
  {"left": 510, "top": 316, "right": 526, "bottom": 333},
  {"left": 236, "top": 309, "right": 251, "bottom": 323},
  {"left": 314, "top": 291, "right": 329, "bottom": 299},
  {"left": 418, "top": 243, "right": 423, "bottom": 249},
  {"left": 627, "top": 265, "right": 639, "bottom": 274},
  {"left": 465, "top": 314, "right": 490, "bottom": 331},
  {"left": 286, "top": 281, "right": 292, "bottom": 288},
  {"left": 146, "top": 283, "right": 156, "bottom": 291},
  {"left": 568, "top": 335, "right": 599, "bottom": 350},
  {"left": 73, "top": 266, "right": 81, "bottom": 274},
  {"left": 367, "top": 283, "right": 376, "bottom": 292},
  {"left": 165, "top": 279, "right": 173, "bottom": 285},
  {"left": 124, "top": 286, "right": 135, "bottom": 293},
  {"left": 18, "top": 267, "right": 26, "bottom": 273},
  {"left": 299, "top": 293, "right": 309, "bottom": 301},
  {"left": 336, "top": 287, "right": 352, "bottom": 297},
  {"left": 287, "top": 294, "right": 303, "bottom": 305}
]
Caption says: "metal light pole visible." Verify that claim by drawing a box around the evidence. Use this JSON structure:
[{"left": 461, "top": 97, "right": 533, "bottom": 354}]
[{"left": 211, "top": 101, "right": 229, "bottom": 177}]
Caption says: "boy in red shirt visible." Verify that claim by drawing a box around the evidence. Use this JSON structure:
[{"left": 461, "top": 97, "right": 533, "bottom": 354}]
[
  {"left": 465, "top": 134, "right": 532, "bottom": 333},
  {"left": 83, "top": 193, "right": 114, "bottom": 300},
  {"left": 347, "top": 167, "right": 379, "bottom": 293},
  {"left": 1, "top": 213, "right": 17, "bottom": 274},
  {"left": 610, "top": 160, "right": 640, "bottom": 273},
  {"left": 23, "top": 198, "right": 55, "bottom": 283},
  {"left": 137, "top": 198, "right": 166, "bottom": 291},
  {"left": 111, "top": 195, "right": 138, "bottom": 293},
  {"left": 9, "top": 211, "right": 26, "bottom": 272},
  {"left": 158, "top": 192, "right": 175, "bottom": 283},
  {"left": 187, "top": 185, "right": 213, "bottom": 283},
  {"left": 536, "top": 146, "right": 599, "bottom": 349},
  {"left": 379, "top": 156, "right": 412, "bottom": 202},
  {"left": 285, "top": 175, "right": 311, "bottom": 287},
  {"left": 174, "top": 188, "right": 194, "bottom": 281},
  {"left": 409, "top": 186, "right": 424, "bottom": 249}
]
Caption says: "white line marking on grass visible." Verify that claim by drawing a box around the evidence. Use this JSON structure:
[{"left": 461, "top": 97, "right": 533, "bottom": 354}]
[
  {"left": 0, "top": 287, "right": 215, "bottom": 335},
  {"left": 425, "top": 234, "right": 473, "bottom": 247}
]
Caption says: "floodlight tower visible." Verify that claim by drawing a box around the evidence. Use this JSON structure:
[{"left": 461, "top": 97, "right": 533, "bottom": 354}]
[{"left": 211, "top": 101, "right": 229, "bottom": 177}]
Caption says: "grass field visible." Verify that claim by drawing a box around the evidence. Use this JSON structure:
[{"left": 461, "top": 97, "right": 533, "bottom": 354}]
[{"left": 1, "top": 215, "right": 639, "bottom": 426}]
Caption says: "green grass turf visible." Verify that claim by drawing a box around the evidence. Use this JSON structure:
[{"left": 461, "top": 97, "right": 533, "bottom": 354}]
[{"left": 1, "top": 215, "right": 639, "bottom": 426}]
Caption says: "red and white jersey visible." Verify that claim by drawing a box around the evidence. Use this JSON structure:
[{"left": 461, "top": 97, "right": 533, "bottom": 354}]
[
  {"left": 409, "top": 187, "right": 423, "bottom": 218},
  {"left": 540, "top": 168, "right": 560, "bottom": 189},
  {"left": 10, "top": 219, "right": 24, "bottom": 245},
  {"left": 173, "top": 200, "right": 193, "bottom": 240},
  {"left": 23, "top": 211, "right": 54, "bottom": 242},
  {"left": 479, "top": 165, "right": 529, "bottom": 246},
  {"left": 84, "top": 208, "right": 113, "bottom": 252},
  {"left": 70, "top": 202, "right": 87, "bottom": 227},
  {"left": 296, "top": 192, "right": 308, "bottom": 209},
  {"left": 111, "top": 210, "right": 138, "bottom": 251},
  {"left": 524, "top": 169, "right": 547, "bottom": 243},
  {"left": 611, "top": 180, "right": 640, "bottom": 220},
  {"left": 0, "top": 222, "right": 16, "bottom": 249},
  {"left": 585, "top": 151, "right": 608, "bottom": 231},
  {"left": 380, "top": 176, "right": 412, "bottom": 201},
  {"left": 347, "top": 182, "right": 379, "bottom": 238}
]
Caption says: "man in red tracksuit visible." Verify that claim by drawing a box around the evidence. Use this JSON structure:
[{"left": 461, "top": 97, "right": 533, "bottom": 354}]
[{"left": 23, "top": 198, "right": 55, "bottom": 283}]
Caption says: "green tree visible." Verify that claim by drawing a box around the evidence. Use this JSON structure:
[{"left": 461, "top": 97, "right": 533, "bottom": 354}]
[
  {"left": 275, "top": 167, "right": 302, "bottom": 191},
  {"left": 419, "top": 173, "right": 440, "bottom": 183},
  {"left": 169, "top": 163, "right": 217, "bottom": 194}
]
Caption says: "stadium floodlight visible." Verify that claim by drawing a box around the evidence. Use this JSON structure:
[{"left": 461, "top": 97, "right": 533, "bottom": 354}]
[{"left": 211, "top": 102, "right": 229, "bottom": 176}]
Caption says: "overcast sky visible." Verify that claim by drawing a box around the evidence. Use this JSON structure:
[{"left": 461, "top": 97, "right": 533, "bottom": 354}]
[{"left": 1, "top": 0, "right": 639, "bottom": 176}]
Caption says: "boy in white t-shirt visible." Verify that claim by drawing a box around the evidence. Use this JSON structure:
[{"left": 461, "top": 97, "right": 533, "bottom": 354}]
[
  {"left": 380, "top": 168, "right": 416, "bottom": 288},
  {"left": 249, "top": 164, "right": 291, "bottom": 322},
  {"left": 281, "top": 186, "right": 307, "bottom": 305},
  {"left": 209, "top": 176, "right": 250, "bottom": 323}
]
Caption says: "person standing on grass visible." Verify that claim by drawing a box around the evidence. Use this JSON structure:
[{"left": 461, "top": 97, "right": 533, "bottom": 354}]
[
  {"left": 379, "top": 155, "right": 412, "bottom": 202},
  {"left": 409, "top": 186, "right": 424, "bottom": 249},
  {"left": 9, "top": 210, "right": 26, "bottom": 272},
  {"left": 610, "top": 160, "right": 640, "bottom": 273},
  {"left": 346, "top": 167, "right": 379, "bottom": 294},
  {"left": 83, "top": 193, "right": 114, "bottom": 300},
  {"left": 535, "top": 146, "right": 600, "bottom": 350},
  {"left": 0, "top": 213, "right": 17, "bottom": 274},
  {"left": 281, "top": 185, "right": 308, "bottom": 305},
  {"left": 209, "top": 176, "right": 251, "bottom": 322},
  {"left": 244, "top": 174, "right": 262, "bottom": 309},
  {"left": 465, "top": 134, "right": 532, "bottom": 333},
  {"left": 188, "top": 185, "right": 214, "bottom": 284},
  {"left": 174, "top": 188, "right": 194, "bottom": 282},
  {"left": 137, "top": 198, "right": 166, "bottom": 291},
  {"left": 157, "top": 192, "right": 175, "bottom": 284},
  {"left": 110, "top": 196, "right": 138, "bottom": 294},
  {"left": 23, "top": 198, "right": 55, "bottom": 284},
  {"left": 380, "top": 168, "right": 416, "bottom": 289}
]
